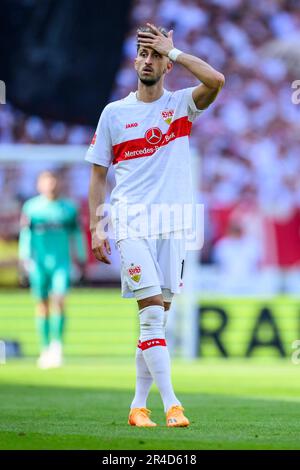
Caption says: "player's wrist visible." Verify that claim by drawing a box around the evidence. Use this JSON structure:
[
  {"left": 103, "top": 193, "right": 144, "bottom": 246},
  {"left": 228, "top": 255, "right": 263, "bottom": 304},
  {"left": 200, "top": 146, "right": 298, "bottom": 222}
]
[{"left": 168, "top": 48, "right": 183, "bottom": 62}]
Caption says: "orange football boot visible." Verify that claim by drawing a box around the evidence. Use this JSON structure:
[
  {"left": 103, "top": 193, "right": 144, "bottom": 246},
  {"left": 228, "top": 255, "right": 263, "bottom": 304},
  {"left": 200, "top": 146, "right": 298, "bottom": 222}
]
[
  {"left": 128, "top": 407, "right": 157, "bottom": 427},
  {"left": 166, "top": 405, "right": 190, "bottom": 427}
]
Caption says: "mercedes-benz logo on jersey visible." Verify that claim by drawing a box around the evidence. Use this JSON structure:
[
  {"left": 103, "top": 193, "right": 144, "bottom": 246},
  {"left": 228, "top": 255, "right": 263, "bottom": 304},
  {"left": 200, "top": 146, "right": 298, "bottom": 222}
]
[{"left": 144, "top": 127, "right": 163, "bottom": 145}]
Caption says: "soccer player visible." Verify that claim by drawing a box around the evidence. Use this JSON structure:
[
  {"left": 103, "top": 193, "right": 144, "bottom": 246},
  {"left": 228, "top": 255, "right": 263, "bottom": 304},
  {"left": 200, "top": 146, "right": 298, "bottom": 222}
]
[
  {"left": 19, "top": 171, "right": 87, "bottom": 369},
  {"left": 86, "top": 24, "right": 224, "bottom": 426}
]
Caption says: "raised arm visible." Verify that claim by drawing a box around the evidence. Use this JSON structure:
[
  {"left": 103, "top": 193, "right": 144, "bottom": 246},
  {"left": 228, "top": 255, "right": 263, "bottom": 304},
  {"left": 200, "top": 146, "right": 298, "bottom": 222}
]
[
  {"left": 88, "top": 163, "right": 111, "bottom": 264},
  {"left": 176, "top": 53, "right": 225, "bottom": 110},
  {"left": 138, "top": 23, "right": 225, "bottom": 110}
]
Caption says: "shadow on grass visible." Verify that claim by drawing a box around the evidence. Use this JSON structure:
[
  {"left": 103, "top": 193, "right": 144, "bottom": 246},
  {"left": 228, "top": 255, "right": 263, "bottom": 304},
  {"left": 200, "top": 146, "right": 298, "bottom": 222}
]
[{"left": 0, "top": 383, "right": 300, "bottom": 450}]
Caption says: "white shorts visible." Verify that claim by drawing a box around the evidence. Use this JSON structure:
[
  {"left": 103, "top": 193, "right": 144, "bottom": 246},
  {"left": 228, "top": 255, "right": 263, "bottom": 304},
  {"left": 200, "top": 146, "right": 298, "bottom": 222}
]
[{"left": 116, "top": 231, "right": 186, "bottom": 300}]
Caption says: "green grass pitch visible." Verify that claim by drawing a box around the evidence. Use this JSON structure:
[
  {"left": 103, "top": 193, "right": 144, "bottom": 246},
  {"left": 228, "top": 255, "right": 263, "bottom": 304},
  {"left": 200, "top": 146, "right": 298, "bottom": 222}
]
[{"left": 0, "top": 289, "right": 300, "bottom": 450}]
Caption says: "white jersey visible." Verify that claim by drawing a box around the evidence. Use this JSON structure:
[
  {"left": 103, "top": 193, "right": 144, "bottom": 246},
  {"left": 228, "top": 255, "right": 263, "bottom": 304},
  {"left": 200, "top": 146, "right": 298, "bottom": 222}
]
[{"left": 85, "top": 87, "right": 203, "bottom": 241}]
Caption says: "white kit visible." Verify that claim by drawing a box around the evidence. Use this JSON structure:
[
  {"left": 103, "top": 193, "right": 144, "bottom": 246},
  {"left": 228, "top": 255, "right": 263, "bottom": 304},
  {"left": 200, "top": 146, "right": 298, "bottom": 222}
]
[{"left": 85, "top": 87, "right": 203, "bottom": 298}]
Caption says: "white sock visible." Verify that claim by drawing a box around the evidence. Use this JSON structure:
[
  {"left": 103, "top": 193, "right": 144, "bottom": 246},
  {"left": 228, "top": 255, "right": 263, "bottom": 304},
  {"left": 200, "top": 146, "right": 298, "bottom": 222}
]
[
  {"left": 130, "top": 346, "right": 153, "bottom": 409},
  {"left": 139, "top": 305, "right": 181, "bottom": 412},
  {"left": 130, "top": 310, "right": 169, "bottom": 409}
]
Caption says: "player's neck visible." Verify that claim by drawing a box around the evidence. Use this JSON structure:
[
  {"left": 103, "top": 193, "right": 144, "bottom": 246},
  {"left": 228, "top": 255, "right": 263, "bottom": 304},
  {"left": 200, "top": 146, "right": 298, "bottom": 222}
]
[
  {"left": 42, "top": 193, "right": 59, "bottom": 201},
  {"left": 136, "top": 82, "right": 164, "bottom": 103}
]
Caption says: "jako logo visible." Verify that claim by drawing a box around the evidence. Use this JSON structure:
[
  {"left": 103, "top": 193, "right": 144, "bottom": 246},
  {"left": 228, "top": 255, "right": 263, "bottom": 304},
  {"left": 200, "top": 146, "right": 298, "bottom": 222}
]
[{"left": 125, "top": 122, "right": 138, "bottom": 128}]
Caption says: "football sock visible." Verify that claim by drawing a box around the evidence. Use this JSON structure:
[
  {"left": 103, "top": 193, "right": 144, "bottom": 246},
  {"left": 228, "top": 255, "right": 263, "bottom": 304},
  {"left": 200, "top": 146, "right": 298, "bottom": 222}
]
[
  {"left": 130, "top": 346, "right": 153, "bottom": 409},
  {"left": 139, "top": 305, "right": 181, "bottom": 412},
  {"left": 36, "top": 316, "right": 50, "bottom": 350},
  {"left": 50, "top": 313, "right": 65, "bottom": 343},
  {"left": 163, "top": 309, "right": 168, "bottom": 329},
  {"left": 130, "top": 308, "right": 169, "bottom": 409}
]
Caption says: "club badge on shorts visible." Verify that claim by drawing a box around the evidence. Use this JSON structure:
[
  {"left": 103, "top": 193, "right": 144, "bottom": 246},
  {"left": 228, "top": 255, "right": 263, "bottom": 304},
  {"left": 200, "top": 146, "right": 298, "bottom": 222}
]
[{"left": 128, "top": 264, "right": 141, "bottom": 283}]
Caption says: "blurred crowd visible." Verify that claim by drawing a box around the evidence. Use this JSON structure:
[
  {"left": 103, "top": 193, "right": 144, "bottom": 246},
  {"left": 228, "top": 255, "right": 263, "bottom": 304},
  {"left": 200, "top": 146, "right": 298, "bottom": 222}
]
[
  {"left": 114, "top": 0, "right": 300, "bottom": 215},
  {"left": 113, "top": 0, "right": 300, "bottom": 292},
  {"left": 1, "top": 0, "right": 300, "bottom": 292},
  {"left": 0, "top": 105, "right": 93, "bottom": 145}
]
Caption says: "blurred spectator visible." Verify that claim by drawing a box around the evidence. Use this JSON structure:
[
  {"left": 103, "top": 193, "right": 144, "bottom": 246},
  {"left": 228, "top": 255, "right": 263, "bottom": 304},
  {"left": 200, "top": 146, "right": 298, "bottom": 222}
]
[
  {"left": 213, "top": 221, "right": 263, "bottom": 294},
  {"left": 0, "top": 226, "right": 19, "bottom": 287},
  {"left": 0, "top": 167, "right": 20, "bottom": 286}
]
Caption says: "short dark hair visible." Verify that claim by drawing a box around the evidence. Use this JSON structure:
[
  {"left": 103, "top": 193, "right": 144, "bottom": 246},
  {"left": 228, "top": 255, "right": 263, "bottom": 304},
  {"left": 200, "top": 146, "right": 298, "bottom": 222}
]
[{"left": 136, "top": 25, "right": 168, "bottom": 51}]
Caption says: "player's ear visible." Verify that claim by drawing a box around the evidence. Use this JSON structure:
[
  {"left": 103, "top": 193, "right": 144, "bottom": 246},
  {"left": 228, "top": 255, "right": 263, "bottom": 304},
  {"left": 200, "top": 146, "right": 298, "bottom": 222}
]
[{"left": 166, "top": 60, "right": 173, "bottom": 74}]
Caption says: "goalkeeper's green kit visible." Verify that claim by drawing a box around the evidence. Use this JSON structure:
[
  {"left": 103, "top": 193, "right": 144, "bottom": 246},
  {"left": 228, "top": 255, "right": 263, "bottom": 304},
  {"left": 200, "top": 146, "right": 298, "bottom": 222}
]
[{"left": 19, "top": 195, "right": 87, "bottom": 299}]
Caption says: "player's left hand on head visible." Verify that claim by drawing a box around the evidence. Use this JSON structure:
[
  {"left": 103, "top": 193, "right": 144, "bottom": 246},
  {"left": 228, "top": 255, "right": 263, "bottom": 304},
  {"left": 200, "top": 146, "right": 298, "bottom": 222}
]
[{"left": 137, "top": 23, "right": 174, "bottom": 56}]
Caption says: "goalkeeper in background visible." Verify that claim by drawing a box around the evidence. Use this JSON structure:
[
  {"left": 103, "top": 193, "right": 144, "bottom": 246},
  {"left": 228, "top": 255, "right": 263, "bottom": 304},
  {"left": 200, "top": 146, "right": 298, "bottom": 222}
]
[{"left": 19, "top": 171, "right": 87, "bottom": 368}]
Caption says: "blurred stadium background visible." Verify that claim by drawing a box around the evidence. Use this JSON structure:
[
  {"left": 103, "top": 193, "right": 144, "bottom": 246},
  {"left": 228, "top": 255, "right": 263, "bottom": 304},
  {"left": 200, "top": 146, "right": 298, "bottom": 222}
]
[
  {"left": 1, "top": 0, "right": 300, "bottom": 361},
  {"left": 1, "top": 0, "right": 300, "bottom": 451}
]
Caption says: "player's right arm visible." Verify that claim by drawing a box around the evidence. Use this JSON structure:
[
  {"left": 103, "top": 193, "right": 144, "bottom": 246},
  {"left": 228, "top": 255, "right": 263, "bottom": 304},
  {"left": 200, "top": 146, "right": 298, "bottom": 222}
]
[
  {"left": 85, "top": 105, "right": 113, "bottom": 265},
  {"left": 88, "top": 164, "right": 111, "bottom": 264}
]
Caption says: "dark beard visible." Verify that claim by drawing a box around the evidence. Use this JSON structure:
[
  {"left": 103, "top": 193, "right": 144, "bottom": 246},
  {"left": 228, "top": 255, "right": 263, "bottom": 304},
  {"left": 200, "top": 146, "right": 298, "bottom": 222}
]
[{"left": 138, "top": 74, "right": 161, "bottom": 86}]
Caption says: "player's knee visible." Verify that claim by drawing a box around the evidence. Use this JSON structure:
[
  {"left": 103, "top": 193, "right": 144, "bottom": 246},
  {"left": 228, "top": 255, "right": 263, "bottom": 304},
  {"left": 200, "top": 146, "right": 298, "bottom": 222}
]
[
  {"left": 36, "top": 301, "right": 49, "bottom": 317},
  {"left": 140, "top": 305, "right": 164, "bottom": 325},
  {"left": 162, "top": 288, "right": 173, "bottom": 305},
  {"left": 52, "top": 295, "right": 65, "bottom": 313},
  {"left": 137, "top": 294, "right": 164, "bottom": 310}
]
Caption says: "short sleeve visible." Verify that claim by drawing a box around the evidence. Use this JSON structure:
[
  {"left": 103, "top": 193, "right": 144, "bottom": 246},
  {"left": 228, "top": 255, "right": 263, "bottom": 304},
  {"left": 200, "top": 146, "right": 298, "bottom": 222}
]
[
  {"left": 85, "top": 105, "right": 113, "bottom": 167},
  {"left": 179, "top": 87, "right": 204, "bottom": 122}
]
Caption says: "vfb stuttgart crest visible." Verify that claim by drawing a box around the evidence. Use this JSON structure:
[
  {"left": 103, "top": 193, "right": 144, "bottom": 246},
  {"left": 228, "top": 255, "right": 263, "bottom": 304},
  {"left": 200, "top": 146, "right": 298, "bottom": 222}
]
[
  {"left": 161, "top": 109, "right": 174, "bottom": 125},
  {"left": 128, "top": 264, "right": 142, "bottom": 283},
  {"left": 144, "top": 127, "right": 163, "bottom": 145}
]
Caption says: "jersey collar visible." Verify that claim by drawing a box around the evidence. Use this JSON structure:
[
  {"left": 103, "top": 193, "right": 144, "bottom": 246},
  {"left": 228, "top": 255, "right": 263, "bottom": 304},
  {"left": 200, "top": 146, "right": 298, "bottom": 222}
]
[{"left": 126, "top": 89, "right": 167, "bottom": 104}]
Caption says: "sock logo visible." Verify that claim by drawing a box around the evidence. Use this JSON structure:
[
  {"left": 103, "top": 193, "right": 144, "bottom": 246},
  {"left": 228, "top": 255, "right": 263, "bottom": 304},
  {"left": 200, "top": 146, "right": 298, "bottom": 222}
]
[
  {"left": 128, "top": 264, "right": 141, "bottom": 282},
  {"left": 140, "top": 338, "right": 166, "bottom": 350},
  {"left": 147, "top": 340, "right": 161, "bottom": 347}
]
